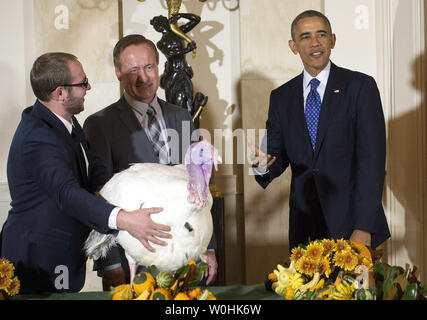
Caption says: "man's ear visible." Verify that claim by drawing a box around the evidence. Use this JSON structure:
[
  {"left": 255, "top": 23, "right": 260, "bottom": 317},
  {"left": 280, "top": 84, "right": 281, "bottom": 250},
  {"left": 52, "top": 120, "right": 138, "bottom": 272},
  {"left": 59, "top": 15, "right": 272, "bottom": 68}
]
[
  {"left": 288, "top": 39, "right": 298, "bottom": 55},
  {"left": 115, "top": 67, "right": 122, "bottom": 81},
  {"left": 51, "top": 86, "right": 66, "bottom": 102},
  {"left": 330, "top": 33, "right": 336, "bottom": 49}
]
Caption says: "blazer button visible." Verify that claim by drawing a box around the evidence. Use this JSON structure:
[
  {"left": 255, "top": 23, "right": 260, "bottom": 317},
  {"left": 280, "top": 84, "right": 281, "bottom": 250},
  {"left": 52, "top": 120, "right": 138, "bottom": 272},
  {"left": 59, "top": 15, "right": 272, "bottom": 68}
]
[{"left": 313, "top": 169, "right": 319, "bottom": 175}]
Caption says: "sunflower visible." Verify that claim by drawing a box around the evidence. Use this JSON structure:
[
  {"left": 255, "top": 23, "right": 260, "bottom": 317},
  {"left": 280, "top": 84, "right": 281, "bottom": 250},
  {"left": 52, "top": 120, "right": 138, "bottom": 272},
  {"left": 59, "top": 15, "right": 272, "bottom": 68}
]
[
  {"left": 334, "top": 250, "right": 358, "bottom": 271},
  {"left": 335, "top": 239, "right": 351, "bottom": 252},
  {"left": 321, "top": 239, "right": 336, "bottom": 257},
  {"left": 317, "top": 257, "right": 332, "bottom": 278},
  {"left": 296, "top": 256, "right": 317, "bottom": 276},
  {"left": 5, "top": 276, "right": 20, "bottom": 296},
  {"left": 0, "top": 274, "right": 12, "bottom": 291},
  {"left": 0, "top": 258, "right": 14, "bottom": 279},
  {"left": 306, "top": 242, "right": 324, "bottom": 261},
  {"left": 290, "top": 247, "right": 305, "bottom": 262}
]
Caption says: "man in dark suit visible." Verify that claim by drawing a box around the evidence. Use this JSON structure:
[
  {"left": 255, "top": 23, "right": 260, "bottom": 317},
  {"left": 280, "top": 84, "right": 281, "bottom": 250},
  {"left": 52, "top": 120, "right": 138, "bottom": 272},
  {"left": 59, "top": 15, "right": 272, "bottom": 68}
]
[
  {"left": 83, "top": 35, "right": 217, "bottom": 289},
  {"left": 252, "top": 10, "right": 390, "bottom": 250},
  {"left": 0, "top": 52, "right": 172, "bottom": 293}
]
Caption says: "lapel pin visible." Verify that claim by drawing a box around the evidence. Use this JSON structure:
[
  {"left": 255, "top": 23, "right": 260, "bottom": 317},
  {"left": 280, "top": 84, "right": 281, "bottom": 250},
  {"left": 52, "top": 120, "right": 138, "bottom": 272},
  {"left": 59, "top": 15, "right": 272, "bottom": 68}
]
[{"left": 334, "top": 89, "right": 340, "bottom": 93}]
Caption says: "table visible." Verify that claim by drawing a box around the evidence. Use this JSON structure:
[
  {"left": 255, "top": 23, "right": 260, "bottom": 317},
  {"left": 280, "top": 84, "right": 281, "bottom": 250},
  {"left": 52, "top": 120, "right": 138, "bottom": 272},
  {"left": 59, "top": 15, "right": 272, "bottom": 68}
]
[{"left": 15, "top": 284, "right": 282, "bottom": 300}]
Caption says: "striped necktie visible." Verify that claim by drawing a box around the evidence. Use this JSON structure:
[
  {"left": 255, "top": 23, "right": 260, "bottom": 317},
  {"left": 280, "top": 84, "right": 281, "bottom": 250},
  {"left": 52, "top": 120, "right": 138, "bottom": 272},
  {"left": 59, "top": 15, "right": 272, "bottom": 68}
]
[
  {"left": 146, "top": 106, "right": 169, "bottom": 164},
  {"left": 305, "top": 78, "right": 321, "bottom": 150}
]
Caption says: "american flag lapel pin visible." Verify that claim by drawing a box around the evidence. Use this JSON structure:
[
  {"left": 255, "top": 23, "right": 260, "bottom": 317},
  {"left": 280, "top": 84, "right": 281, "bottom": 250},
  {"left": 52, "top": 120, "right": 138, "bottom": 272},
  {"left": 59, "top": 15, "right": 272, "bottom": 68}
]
[{"left": 334, "top": 89, "right": 340, "bottom": 93}]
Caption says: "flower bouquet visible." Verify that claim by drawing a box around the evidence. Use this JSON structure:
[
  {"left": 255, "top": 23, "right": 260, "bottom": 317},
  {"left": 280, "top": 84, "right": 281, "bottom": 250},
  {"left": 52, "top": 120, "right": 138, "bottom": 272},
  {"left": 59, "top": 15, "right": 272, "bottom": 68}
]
[
  {"left": 265, "top": 239, "right": 427, "bottom": 300},
  {"left": 110, "top": 260, "right": 216, "bottom": 300},
  {"left": 0, "top": 258, "right": 20, "bottom": 299}
]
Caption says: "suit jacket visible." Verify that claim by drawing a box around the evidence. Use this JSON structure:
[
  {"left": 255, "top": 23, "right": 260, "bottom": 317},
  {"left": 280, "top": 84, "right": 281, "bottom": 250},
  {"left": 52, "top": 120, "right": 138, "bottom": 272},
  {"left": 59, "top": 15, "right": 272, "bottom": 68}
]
[
  {"left": 255, "top": 62, "right": 390, "bottom": 249},
  {"left": 83, "top": 96, "right": 215, "bottom": 279},
  {"left": 0, "top": 100, "right": 115, "bottom": 293}
]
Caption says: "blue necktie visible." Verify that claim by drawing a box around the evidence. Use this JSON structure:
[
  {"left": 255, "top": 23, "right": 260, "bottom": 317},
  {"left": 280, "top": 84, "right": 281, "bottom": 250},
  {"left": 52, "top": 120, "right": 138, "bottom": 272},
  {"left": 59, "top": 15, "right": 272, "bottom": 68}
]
[{"left": 305, "top": 78, "right": 321, "bottom": 150}]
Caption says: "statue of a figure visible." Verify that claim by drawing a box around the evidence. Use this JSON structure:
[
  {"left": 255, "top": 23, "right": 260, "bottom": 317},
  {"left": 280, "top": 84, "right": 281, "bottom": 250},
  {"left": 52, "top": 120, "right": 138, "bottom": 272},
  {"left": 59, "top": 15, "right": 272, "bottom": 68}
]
[{"left": 150, "top": 14, "right": 207, "bottom": 129}]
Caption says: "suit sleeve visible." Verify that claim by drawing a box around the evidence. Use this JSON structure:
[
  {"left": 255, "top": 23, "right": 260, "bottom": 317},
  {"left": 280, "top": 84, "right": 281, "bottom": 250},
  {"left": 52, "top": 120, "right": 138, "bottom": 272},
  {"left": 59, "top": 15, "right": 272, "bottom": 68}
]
[
  {"left": 254, "top": 90, "right": 289, "bottom": 189},
  {"left": 22, "top": 127, "right": 115, "bottom": 234},
  {"left": 352, "top": 76, "right": 386, "bottom": 233}
]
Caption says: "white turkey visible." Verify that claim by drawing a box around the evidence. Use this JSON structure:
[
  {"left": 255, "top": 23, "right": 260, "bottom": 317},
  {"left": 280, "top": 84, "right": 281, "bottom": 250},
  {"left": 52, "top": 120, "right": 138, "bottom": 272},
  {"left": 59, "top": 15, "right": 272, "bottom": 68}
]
[{"left": 84, "top": 141, "right": 219, "bottom": 283}]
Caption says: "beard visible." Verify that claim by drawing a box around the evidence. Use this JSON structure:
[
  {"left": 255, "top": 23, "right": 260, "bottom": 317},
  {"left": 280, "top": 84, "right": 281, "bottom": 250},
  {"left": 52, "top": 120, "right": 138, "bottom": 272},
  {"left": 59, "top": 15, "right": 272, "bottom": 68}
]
[{"left": 64, "top": 93, "right": 84, "bottom": 115}]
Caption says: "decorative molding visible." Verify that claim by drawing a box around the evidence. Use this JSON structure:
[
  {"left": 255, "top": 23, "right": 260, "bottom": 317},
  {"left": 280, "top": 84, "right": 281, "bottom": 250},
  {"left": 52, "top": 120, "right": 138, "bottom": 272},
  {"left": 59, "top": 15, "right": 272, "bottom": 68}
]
[{"left": 376, "top": 0, "right": 426, "bottom": 281}]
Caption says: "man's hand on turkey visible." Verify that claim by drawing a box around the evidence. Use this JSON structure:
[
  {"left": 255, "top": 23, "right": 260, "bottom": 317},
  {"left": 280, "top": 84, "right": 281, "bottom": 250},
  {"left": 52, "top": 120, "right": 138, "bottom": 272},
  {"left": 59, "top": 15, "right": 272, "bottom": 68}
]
[{"left": 116, "top": 207, "right": 172, "bottom": 252}]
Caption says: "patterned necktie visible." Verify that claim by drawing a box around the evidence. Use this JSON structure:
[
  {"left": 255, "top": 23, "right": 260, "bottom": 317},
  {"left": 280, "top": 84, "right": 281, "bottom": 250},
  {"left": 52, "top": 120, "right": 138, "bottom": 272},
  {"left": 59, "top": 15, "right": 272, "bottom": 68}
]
[
  {"left": 305, "top": 78, "right": 322, "bottom": 150},
  {"left": 146, "top": 106, "right": 169, "bottom": 164},
  {"left": 71, "top": 126, "right": 87, "bottom": 183}
]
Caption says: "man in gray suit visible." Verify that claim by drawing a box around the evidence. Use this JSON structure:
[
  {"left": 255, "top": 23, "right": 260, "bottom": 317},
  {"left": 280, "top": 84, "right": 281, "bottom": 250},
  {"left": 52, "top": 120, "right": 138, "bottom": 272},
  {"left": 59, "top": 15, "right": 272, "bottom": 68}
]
[{"left": 83, "top": 34, "right": 217, "bottom": 289}]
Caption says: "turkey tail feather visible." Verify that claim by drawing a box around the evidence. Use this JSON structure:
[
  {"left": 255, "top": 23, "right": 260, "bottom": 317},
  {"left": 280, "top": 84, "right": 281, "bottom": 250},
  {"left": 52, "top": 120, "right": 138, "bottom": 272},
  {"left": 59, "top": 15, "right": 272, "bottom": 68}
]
[{"left": 84, "top": 230, "right": 117, "bottom": 260}]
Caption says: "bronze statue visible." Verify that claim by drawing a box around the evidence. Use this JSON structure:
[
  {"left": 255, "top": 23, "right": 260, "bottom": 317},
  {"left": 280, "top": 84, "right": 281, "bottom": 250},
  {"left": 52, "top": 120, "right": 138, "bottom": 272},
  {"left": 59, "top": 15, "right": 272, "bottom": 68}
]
[{"left": 150, "top": 13, "right": 207, "bottom": 129}]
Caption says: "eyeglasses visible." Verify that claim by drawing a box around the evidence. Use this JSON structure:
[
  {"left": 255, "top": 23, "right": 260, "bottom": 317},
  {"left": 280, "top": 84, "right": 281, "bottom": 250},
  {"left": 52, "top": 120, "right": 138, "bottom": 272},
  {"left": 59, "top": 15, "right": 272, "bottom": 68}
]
[{"left": 51, "top": 77, "right": 89, "bottom": 92}]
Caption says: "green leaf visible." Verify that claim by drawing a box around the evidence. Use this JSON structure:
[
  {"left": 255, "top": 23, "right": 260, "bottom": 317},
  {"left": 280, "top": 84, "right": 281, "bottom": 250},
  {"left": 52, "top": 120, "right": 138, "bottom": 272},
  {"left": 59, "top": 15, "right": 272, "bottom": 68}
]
[
  {"left": 147, "top": 265, "right": 160, "bottom": 278},
  {"left": 187, "top": 262, "right": 208, "bottom": 288},
  {"left": 372, "top": 263, "right": 385, "bottom": 278},
  {"left": 401, "top": 282, "right": 418, "bottom": 300},
  {"left": 174, "top": 264, "right": 189, "bottom": 280},
  {"left": 382, "top": 266, "right": 397, "bottom": 300}
]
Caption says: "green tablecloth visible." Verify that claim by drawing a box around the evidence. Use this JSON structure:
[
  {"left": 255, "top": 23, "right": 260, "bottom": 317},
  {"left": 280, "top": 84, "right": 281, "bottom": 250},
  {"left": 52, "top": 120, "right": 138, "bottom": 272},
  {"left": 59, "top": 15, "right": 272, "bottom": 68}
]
[{"left": 15, "top": 284, "right": 282, "bottom": 300}]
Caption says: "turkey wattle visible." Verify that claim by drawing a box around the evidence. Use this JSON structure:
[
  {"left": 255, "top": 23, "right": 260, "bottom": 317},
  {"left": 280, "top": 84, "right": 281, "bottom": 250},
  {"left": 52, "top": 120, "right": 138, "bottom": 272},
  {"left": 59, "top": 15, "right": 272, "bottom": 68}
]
[{"left": 84, "top": 141, "right": 219, "bottom": 281}]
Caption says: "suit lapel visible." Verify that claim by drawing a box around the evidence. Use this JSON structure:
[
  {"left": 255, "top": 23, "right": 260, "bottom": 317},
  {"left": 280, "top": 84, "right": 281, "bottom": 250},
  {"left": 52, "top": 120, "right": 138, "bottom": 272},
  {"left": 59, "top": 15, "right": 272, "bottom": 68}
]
[
  {"left": 117, "top": 96, "right": 159, "bottom": 161},
  {"left": 314, "top": 63, "right": 343, "bottom": 158},
  {"left": 159, "top": 99, "right": 175, "bottom": 129}
]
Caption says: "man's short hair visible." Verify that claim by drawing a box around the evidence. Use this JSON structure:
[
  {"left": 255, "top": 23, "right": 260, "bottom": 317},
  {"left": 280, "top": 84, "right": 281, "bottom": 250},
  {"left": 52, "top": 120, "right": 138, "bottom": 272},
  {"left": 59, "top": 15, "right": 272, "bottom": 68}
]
[
  {"left": 291, "top": 10, "right": 333, "bottom": 40},
  {"left": 30, "top": 52, "right": 77, "bottom": 102},
  {"left": 113, "top": 34, "right": 159, "bottom": 71}
]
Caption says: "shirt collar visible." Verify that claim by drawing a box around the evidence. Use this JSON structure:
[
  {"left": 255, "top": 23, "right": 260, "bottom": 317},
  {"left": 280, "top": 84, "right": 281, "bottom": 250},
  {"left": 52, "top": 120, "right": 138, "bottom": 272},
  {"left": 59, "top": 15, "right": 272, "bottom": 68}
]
[
  {"left": 303, "top": 60, "right": 331, "bottom": 89},
  {"left": 124, "top": 92, "right": 162, "bottom": 116},
  {"left": 52, "top": 112, "right": 73, "bottom": 134}
]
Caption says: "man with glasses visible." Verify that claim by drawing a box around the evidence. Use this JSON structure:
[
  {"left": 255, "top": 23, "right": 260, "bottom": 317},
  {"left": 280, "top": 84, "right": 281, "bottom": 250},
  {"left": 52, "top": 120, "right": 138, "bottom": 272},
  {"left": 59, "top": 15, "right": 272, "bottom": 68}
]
[
  {"left": 83, "top": 34, "right": 218, "bottom": 290},
  {"left": 0, "top": 52, "right": 172, "bottom": 293}
]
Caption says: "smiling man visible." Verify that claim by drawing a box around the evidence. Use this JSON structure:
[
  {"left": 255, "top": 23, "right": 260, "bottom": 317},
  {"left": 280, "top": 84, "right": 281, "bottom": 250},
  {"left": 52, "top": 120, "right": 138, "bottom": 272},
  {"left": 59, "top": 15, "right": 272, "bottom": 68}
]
[
  {"left": 252, "top": 10, "right": 390, "bottom": 250},
  {"left": 83, "top": 35, "right": 218, "bottom": 289},
  {"left": 0, "top": 52, "right": 173, "bottom": 293}
]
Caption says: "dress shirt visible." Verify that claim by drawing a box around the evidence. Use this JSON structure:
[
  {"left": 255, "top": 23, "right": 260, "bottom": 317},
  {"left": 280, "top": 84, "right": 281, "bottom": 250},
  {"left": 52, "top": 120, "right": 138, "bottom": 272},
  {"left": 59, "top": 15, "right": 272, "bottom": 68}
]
[
  {"left": 124, "top": 92, "right": 171, "bottom": 163},
  {"left": 303, "top": 60, "right": 331, "bottom": 108}
]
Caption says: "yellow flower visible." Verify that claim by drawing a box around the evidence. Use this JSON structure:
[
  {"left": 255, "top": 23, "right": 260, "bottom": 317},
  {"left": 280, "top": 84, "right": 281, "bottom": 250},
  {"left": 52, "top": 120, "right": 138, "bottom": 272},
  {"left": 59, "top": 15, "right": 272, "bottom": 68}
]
[
  {"left": 290, "top": 247, "right": 305, "bottom": 262},
  {"left": 0, "top": 258, "right": 14, "bottom": 279},
  {"left": 317, "top": 257, "right": 332, "bottom": 278},
  {"left": 0, "top": 274, "right": 12, "bottom": 291},
  {"left": 306, "top": 242, "right": 324, "bottom": 261},
  {"left": 5, "top": 276, "right": 20, "bottom": 296},
  {"left": 334, "top": 250, "right": 358, "bottom": 271},
  {"left": 321, "top": 239, "right": 336, "bottom": 256},
  {"left": 284, "top": 285, "right": 295, "bottom": 300},
  {"left": 296, "top": 256, "right": 317, "bottom": 276},
  {"left": 336, "top": 239, "right": 350, "bottom": 252},
  {"left": 288, "top": 273, "right": 305, "bottom": 289}
]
